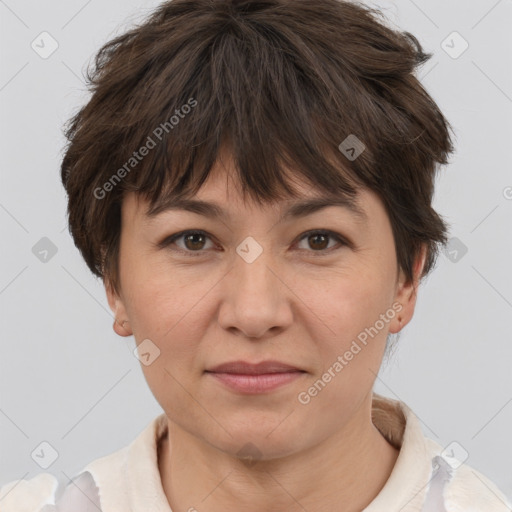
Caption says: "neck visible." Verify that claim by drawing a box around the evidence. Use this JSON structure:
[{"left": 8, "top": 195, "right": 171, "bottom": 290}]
[{"left": 158, "top": 396, "right": 399, "bottom": 512}]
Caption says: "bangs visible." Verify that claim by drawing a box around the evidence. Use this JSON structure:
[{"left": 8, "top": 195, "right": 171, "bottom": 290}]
[{"left": 97, "top": 15, "right": 369, "bottom": 213}]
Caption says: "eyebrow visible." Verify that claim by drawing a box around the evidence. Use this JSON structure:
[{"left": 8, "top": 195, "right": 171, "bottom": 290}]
[{"left": 145, "top": 195, "right": 368, "bottom": 225}]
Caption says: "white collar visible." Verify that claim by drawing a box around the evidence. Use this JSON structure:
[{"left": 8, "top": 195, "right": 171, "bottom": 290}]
[{"left": 83, "top": 393, "right": 436, "bottom": 511}]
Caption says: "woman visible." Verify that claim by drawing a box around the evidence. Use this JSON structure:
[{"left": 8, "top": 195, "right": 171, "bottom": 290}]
[{"left": 1, "top": 0, "right": 510, "bottom": 510}]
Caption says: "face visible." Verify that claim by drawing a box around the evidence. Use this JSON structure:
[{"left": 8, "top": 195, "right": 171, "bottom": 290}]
[{"left": 106, "top": 156, "right": 423, "bottom": 461}]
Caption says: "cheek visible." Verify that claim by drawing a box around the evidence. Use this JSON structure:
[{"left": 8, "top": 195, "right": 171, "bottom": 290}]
[
  {"left": 293, "top": 267, "right": 396, "bottom": 389},
  {"left": 123, "top": 265, "right": 224, "bottom": 393},
  {"left": 293, "top": 276, "right": 394, "bottom": 417},
  {"left": 124, "top": 269, "right": 214, "bottom": 416},
  {"left": 121, "top": 254, "right": 207, "bottom": 335},
  {"left": 307, "top": 271, "right": 395, "bottom": 339}
]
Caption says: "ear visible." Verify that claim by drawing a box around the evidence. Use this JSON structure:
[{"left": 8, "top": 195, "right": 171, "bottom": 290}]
[
  {"left": 388, "top": 244, "right": 427, "bottom": 334},
  {"left": 105, "top": 278, "right": 133, "bottom": 337}
]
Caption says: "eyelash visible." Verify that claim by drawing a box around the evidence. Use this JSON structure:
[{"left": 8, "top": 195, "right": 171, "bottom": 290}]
[{"left": 158, "top": 229, "right": 349, "bottom": 257}]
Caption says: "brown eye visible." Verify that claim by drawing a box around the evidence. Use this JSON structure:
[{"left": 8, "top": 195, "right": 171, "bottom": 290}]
[
  {"left": 183, "top": 232, "right": 207, "bottom": 251},
  {"left": 159, "top": 230, "right": 215, "bottom": 255},
  {"left": 308, "top": 233, "right": 329, "bottom": 250},
  {"left": 296, "top": 229, "right": 347, "bottom": 254}
]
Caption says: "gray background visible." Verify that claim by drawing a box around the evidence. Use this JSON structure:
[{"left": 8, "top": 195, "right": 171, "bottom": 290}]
[{"left": 1, "top": 0, "right": 511, "bottom": 503}]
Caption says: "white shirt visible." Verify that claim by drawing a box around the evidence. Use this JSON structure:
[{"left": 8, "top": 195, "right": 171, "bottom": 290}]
[{"left": 1, "top": 393, "right": 510, "bottom": 511}]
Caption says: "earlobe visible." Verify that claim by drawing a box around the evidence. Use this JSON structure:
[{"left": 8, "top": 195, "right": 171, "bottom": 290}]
[
  {"left": 105, "top": 279, "right": 133, "bottom": 337},
  {"left": 113, "top": 318, "right": 133, "bottom": 337},
  {"left": 388, "top": 280, "right": 415, "bottom": 334},
  {"left": 388, "top": 244, "right": 427, "bottom": 334},
  {"left": 388, "top": 303, "right": 405, "bottom": 335}
]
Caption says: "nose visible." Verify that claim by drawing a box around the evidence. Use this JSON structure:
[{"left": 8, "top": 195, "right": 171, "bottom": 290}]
[{"left": 217, "top": 243, "right": 294, "bottom": 339}]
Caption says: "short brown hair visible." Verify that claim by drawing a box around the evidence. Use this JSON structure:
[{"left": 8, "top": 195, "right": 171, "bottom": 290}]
[{"left": 61, "top": 0, "right": 455, "bottom": 296}]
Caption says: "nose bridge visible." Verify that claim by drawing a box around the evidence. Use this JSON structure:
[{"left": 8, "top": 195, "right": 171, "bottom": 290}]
[
  {"left": 218, "top": 235, "right": 292, "bottom": 337},
  {"left": 233, "top": 235, "right": 278, "bottom": 301}
]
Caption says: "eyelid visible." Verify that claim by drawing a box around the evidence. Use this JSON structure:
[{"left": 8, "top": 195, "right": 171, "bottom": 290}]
[
  {"left": 155, "top": 229, "right": 216, "bottom": 254},
  {"left": 157, "top": 228, "right": 351, "bottom": 255},
  {"left": 294, "top": 229, "right": 351, "bottom": 254}
]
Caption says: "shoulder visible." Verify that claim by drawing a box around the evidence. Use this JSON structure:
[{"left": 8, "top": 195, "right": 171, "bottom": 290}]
[
  {"left": 0, "top": 472, "right": 59, "bottom": 511},
  {"left": 444, "top": 461, "right": 511, "bottom": 511},
  {"left": 423, "top": 439, "right": 512, "bottom": 512},
  {"left": 0, "top": 414, "right": 166, "bottom": 511},
  {"left": 371, "top": 396, "right": 511, "bottom": 512},
  {"left": 0, "top": 471, "right": 102, "bottom": 512}
]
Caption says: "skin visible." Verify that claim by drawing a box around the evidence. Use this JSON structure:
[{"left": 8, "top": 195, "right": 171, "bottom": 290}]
[{"left": 106, "top": 154, "right": 426, "bottom": 512}]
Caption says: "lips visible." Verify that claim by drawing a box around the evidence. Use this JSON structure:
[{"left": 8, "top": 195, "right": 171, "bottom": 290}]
[
  {"left": 206, "top": 360, "right": 305, "bottom": 375},
  {"left": 205, "top": 360, "right": 306, "bottom": 394}
]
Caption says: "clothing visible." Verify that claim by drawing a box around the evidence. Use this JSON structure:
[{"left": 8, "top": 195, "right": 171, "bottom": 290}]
[{"left": 1, "top": 393, "right": 510, "bottom": 511}]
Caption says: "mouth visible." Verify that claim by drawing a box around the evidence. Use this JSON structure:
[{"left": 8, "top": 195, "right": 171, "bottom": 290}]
[{"left": 205, "top": 360, "right": 306, "bottom": 394}]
